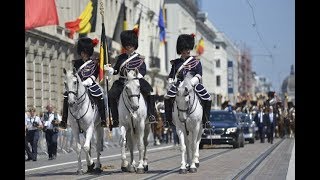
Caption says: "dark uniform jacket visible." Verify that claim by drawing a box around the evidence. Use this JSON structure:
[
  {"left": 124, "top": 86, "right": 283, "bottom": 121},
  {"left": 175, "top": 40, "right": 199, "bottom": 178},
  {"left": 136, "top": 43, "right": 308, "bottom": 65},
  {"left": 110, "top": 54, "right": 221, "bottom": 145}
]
[
  {"left": 72, "top": 58, "right": 103, "bottom": 97},
  {"left": 168, "top": 56, "right": 202, "bottom": 81},
  {"left": 112, "top": 52, "right": 152, "bottom": 94},
  {"left": 166, "top": 56, "right": 210, "bottom": 100}
]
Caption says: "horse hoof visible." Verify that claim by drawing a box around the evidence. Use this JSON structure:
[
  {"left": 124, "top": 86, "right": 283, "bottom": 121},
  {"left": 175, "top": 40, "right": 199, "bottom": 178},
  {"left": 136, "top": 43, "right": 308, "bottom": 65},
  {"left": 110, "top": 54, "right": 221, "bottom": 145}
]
[
  {"left": 87, "top": 162, "right": 95, "bottom": 173},
  {"left": 144, "top": 165, "right": 148, "bottom": 172},
  {"left": 195, "top": 163, "right": 200, "bottom": 168},
  {"left": 121, "top": 166, "right": 128, "bottom": 172},
  {"left": 189, "top": 168, "right": 197, "bottom": 173},
  {"left": 136, "top": 168, "right": 145, "bottom": 174},
  {"left": 179, "top": 169, "right": 187, "bottom": 174},
  {"left": 128, "top": 165, "right": 136, "bottom": 173},
  {"left": 76, "top": 170, "right": 84, "bottom": 175}
]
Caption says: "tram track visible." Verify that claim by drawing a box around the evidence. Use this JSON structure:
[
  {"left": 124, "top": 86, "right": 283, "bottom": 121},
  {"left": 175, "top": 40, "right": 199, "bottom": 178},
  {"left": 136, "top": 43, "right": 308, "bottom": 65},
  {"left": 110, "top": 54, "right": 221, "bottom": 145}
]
[
  {"left": 231, "top": 138, "right": 285, "bottom": 180},
  {"left": 79, "top": 148, "right": 234, "bottom": 180}
]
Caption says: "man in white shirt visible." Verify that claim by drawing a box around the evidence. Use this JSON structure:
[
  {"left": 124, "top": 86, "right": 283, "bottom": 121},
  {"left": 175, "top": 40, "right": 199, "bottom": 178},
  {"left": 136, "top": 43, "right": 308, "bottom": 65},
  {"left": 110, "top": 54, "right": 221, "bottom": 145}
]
[
  {"left": 25, "top": 107, "right": 43, "bottom": 161},
  {"left": 41, "top": 104, "right": 61, "bottom": 160}
]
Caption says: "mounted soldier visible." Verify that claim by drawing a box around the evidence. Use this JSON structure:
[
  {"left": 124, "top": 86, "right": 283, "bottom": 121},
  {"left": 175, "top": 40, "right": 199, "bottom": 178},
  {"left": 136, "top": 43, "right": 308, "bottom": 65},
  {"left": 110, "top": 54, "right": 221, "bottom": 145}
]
[
  {"left": 60, "top": 37, "right": 107, "bottom": 128},
  {"left": 164, "top": 33, "right": 212, "bottom": 128},
  {"left": 105, "top": 29, "right": 156, "bottom": 128}
]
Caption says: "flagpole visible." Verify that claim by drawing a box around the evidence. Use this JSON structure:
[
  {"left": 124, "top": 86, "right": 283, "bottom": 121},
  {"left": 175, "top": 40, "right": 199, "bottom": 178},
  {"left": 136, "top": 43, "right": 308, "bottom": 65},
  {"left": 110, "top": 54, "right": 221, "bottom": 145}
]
[{"left": 99, "top": 0, "right": 113, "bottom": 132}]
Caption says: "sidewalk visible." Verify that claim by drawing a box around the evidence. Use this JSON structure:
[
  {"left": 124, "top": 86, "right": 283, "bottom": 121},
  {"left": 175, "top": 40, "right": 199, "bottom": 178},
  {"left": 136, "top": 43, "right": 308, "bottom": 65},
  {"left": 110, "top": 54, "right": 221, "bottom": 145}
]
[{"left": 286, "top": 140, "right": 295, "bottom": 180}]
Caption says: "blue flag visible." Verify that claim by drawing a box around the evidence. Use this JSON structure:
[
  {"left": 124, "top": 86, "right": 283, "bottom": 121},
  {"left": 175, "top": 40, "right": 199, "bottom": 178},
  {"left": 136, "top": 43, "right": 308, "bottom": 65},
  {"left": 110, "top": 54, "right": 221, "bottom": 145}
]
[{"left": 158, "top": 6, "right": 166, "bottom": 43}]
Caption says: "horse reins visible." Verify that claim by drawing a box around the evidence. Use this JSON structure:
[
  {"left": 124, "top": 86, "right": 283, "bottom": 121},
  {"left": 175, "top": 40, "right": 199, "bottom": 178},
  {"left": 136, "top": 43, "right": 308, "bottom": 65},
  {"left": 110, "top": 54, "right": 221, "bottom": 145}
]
[
  {"left": 121, "top": 77, "right": 141, "bottom": 134},
  {"left": 67, "top": 76, "right": 91, "bottom": 132}
]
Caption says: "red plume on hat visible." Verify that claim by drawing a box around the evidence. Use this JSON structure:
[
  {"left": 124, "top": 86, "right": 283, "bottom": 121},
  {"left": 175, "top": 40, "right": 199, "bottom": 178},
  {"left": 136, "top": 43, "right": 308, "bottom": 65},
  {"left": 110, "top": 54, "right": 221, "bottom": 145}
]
[
  {"left": 190, "top": 33, "right": 195, "bottom": 38},
  {"left": 92, "top": 38, "right": 99, "bottom": 47},
  {"left": 132, "top": 28, "right": 139, "bottom": 37}
]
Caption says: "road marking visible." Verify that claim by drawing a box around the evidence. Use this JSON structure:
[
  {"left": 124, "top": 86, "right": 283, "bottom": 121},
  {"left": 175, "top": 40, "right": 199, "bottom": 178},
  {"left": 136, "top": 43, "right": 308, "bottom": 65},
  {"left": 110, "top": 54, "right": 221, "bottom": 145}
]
[{"left": 25, "top": 145, "right": 173, "bottom": 172}]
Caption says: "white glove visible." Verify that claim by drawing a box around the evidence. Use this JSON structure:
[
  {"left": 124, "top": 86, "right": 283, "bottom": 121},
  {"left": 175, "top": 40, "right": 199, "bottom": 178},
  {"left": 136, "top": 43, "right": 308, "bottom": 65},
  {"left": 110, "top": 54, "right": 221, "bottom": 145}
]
[
  {"left": 137, "top": 73, "right": 143, "bottom": 78},
  {"left": 168, "top": 78, "right": 174, "bottom": 84},
  {"left": 104, "top": 64, "right": 114, "bottom": 75},
  {"left": 82, "top": 78, "right": 93, "bottom": 86},
  {"left": 190, "top": 76, "right": 199, "bottom": 86}
]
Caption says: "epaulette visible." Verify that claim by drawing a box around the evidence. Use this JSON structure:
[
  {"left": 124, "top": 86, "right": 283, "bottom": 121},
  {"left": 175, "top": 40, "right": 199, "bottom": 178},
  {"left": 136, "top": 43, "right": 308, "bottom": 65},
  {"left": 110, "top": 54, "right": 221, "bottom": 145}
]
[
  {"left": 169, "top": 58, "right": 179, "bottom": 65},
  {"left": 194, "top": 56, "right": 201, "bottom": 61},
  {"left": 138, "top": 55, "right": 145, "bottom": 60}
]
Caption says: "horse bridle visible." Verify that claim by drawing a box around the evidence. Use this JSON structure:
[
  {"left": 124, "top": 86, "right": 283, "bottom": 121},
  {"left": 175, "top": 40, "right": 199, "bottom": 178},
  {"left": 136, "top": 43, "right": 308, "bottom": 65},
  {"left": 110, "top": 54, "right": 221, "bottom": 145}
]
[
  {"left": 66, "top": 75, "right": 90, "bottom": 120},
  {"left": 176, "top": 88, "right": 197, "bottom": 116},
  {"left": 122, "top": 77, "right": 141, "bottom": 112}
]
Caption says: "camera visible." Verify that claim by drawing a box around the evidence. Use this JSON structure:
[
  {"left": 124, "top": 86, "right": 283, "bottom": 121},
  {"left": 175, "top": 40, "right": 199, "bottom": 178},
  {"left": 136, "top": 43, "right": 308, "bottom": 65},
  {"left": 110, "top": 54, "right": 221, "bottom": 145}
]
[
  {"left": 32, "top": 121, "right": 39, "bottom": 127},
  {"left": 51, "top": 119, "right": 59, "bottom": 127}
]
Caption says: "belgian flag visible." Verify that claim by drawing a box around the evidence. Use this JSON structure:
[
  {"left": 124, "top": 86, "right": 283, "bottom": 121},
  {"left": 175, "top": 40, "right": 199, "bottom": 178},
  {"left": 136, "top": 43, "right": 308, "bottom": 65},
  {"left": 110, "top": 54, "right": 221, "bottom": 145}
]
[
  {"left": 99, "top": 23, "right": 108, "bottom": 83},
  {"left": 112, "top": 1, "right": 127, "bottom": 53},
  {"left": 196, "top": 37, "right": 204, "bottom": 55},
  {"left": 65, "top": 0, "right": 98, "bottom": 39}
]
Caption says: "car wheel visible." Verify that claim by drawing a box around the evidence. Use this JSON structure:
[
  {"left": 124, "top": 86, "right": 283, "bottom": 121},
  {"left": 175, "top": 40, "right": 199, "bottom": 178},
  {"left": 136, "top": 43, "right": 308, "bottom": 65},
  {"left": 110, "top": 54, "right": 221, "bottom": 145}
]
[
  {"left": 249, "top": 138, "right": 255, "bottom": 144},
  {"left": 233, "top": 137, "right": 240, "bottom": 149}
]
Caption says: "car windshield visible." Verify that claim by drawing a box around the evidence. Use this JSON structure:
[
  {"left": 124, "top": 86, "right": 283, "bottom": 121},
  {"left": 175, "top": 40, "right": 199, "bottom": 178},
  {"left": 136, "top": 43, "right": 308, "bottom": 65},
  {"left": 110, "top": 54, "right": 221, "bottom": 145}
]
[
  {"left": 210, "top": 111, "right": 237, "bottom": 122},
  {"left": 236, "top": 113, "right": 251, "bottom": 123}
]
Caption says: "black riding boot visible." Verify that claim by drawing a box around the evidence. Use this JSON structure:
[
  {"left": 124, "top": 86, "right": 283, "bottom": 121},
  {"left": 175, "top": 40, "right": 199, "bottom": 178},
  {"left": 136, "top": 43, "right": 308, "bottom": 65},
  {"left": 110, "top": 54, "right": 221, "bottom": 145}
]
[
  {"left": 164, "top": 98, "right": 174, "bottom": 127},
  {"left": 60, "top": 94, "right": 68, "bottom": 129},
  {"left": 202, "top": 100, "right": 212, "bottom": 128},
  {"left": 96, "top": 96, "right": 107, "bottom": 127},
  {"left": 108, "top": 96, "right": 119, "bottom": 127},
  {"left": 146, "top": 95, "right": 156, "bottom": 123}
]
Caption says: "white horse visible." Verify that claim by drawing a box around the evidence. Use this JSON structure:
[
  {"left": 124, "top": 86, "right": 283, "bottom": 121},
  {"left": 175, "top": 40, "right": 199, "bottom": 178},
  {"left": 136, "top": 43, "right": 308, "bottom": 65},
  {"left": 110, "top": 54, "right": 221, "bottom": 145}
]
[
  {"left": 173, "top": 73, "right": 203, "bottom": 174},
  {"left": 118, "top": 69, "right": 151, "bottom": 173},
  {"left": 63, "top": 68, "right": 105, "bottom": 175}
]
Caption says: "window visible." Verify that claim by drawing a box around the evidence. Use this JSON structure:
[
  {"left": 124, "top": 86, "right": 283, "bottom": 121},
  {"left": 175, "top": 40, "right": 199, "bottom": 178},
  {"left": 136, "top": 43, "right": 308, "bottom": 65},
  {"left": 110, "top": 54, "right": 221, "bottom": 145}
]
[
  {"left": 216, "top": 59, "right": 220, "bottom": 68},
  {"left": 216, "top": 75, "right": 221, "bottom": 86}
]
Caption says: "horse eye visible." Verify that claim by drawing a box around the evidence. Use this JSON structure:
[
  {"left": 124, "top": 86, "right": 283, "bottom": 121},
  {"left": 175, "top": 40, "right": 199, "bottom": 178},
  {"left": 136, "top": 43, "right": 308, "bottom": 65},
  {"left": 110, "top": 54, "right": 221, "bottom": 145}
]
[{"left": 73, "top": 81, "right": 77, "bottom": 85}]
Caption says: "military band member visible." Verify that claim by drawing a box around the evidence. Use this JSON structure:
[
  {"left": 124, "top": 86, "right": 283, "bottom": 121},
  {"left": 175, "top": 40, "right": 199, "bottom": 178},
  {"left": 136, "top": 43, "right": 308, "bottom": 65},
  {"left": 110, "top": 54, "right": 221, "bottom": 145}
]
[
  {"left": 60, "top": 37, "right": 107, "bottom": 128},
  {"left": 105, "top": 30, "right": 156, "bottom": 127},
  {"left": 164, "top": 34, "right": 212, "bottom": 128},
  {"left": 25, "top": 107, "right": 43, "bottom": 161}
]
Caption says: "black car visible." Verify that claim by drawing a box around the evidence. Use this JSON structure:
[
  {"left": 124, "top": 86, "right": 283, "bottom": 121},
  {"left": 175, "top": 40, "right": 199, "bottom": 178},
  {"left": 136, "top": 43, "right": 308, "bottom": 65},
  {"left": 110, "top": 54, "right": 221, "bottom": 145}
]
[
  {"left": 236, "top": 112, "right": 256, "bottom": 144},
  {"left": 200, "top": 110, "right": 245, "bottom": 149}
]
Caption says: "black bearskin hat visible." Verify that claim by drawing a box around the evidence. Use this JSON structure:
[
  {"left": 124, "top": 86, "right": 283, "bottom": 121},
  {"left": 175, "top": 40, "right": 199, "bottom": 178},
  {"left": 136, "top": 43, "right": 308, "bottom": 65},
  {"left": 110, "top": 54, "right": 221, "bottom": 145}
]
[
  {"left": 176, "top": 34, "right": 195, "bottom": 54},
  {"left": 268, "top": 91, "right": 275, "bottom": 99},
  {"left": 120, "top": 30, "right": 138, "bottom": 50},
  {"left": 77, "top": 37, "right": 95, "bottom": 56}
]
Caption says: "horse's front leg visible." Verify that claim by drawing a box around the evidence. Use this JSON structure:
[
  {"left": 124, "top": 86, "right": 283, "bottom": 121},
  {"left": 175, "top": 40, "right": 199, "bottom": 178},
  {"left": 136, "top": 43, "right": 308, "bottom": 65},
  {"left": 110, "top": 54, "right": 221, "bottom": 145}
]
[
  {"left": 84, "top": 125, "right": 94, "bottom": 173},
  {"left": 177, "top": 129, "right": 187, "bottom": 174},
  {"left": 72, "top": 129, "right": 83, "bottom": 175},
  {"left": 120, "top": 126, "right": 129, "bottom": 172},
  {"left": 136, "top": 124, "right": 145, "bottom": 173},
  {"left": 143, "top": 124, "right": 151, "bottom": 172},
  {"left": 94, "top": 126, "right": 104, "bottom": 173},
  {"left": 193, "top": 125, "right": 202, "bottom": 169},
  {"left": 189, "top": 124, "right": 202, "bottom": 173}
]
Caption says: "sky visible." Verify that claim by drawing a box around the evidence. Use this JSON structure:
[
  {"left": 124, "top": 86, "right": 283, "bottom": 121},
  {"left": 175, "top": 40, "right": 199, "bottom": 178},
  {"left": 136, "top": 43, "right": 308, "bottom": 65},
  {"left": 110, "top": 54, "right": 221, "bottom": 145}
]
[{"left": 200, "top": 0, "right": 295, "bottom": 93}]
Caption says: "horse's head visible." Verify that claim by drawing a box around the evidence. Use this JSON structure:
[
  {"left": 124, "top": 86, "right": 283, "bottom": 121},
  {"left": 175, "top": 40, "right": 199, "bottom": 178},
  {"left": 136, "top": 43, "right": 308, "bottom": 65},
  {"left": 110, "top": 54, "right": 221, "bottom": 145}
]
[
  {"left": 63, "top": 68, "right": 85, "bottom": 107},
  {"left": 176, "top": 73, "right": 193, "bottom": 120},
  {"left": 123, "top": 69, "right": 141, "bottom": 111}
]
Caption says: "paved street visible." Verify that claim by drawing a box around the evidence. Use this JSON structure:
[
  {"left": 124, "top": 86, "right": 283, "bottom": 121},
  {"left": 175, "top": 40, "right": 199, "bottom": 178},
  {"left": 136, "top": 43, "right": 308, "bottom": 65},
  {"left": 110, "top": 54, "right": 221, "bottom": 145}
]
[{"left": 25, "top": 138, "right": 294, "bottom": 180}]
